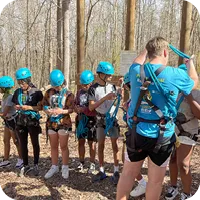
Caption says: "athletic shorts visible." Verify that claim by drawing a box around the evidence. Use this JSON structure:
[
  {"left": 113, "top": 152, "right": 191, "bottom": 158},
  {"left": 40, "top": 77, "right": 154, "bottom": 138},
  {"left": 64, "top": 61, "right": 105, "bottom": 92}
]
[
  {"left": 96, "top": 115, "right": 119, "bottom": 140},
  {"left": 126, "top": 128, "right": 176, "bottom": 167}
]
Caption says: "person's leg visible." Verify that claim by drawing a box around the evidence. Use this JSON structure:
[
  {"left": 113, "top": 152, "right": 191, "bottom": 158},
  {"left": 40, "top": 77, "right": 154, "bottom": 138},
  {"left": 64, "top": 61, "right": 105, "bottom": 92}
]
[
  {"left": 169, "top": 149, "right": 178, "bottom": 187},
  {"left": 116, "top": 159, "right": 144, "bottom": 200},
  {"left": 29, "top": 127, "right": 40, "bottom": 165},
  {"left": 44, "top": 129, "right": 59, "bottom": 179},
  {"left": 17, "top": 127, "right": 29, "bottom": 166},
  {"left": 10, "top": 129, "right": 22, "bottom": 159},
  {"left": 78, "top": 138, "right": 85, "bottom": 163},
  {"left": 88, "top": 140, "right": 96, "bottom": 163},
  {"left": 145, "top": 157, "right": 167, "bottom": 200},
  {"left": 177, "top": 143, "right": 194, "bottom": 195},
  {"left": 3, "top": 126, "right": 11, "bottom": 160},
  {"left": 48, "top": 130, "right": 59, "bottom": 165},
  {"left": 110, "top": 137, "right": 119, "bottom": 170},
  {"left": 58, "top": 129, "right": 70, "bottom": 179},
  {"left": 58, "top": 129, "right": 69, "bottom": 165}
]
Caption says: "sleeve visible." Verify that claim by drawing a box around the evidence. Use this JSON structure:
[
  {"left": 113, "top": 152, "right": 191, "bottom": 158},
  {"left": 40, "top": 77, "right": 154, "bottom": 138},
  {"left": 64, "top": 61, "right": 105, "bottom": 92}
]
[
  {"left": 88, "top": 86, "right": 96, "bottom": 101},
  {"left": 173, "top": 68, "right": 194, "bottom": 96},
  {"left": 5, "top": 95, "right": 15, "bottom": 107},
  {"left": 12, "top": 89, "right": 19, "bottom": 105}
]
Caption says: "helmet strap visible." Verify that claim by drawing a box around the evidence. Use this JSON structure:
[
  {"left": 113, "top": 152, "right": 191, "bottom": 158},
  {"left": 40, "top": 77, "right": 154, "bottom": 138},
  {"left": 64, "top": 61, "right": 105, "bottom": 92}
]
[{"left": 98, "top": 73, "right": 107, "bottom": 85}]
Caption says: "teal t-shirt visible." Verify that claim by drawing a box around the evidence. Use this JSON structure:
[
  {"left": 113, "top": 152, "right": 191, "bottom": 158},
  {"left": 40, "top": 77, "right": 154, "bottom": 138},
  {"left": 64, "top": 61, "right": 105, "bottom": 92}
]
[{"left": 127, "top": 63, "right": 194, "bottom": 138}]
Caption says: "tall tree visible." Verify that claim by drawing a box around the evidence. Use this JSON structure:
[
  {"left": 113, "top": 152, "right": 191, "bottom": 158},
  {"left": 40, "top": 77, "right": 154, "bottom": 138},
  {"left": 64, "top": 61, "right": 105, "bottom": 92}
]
[
  {"left": 57, "top": 0, "right": 62, "bottom": 70},
  {"left": 178, "top": 1, "right": 192, "bottom": 65}
]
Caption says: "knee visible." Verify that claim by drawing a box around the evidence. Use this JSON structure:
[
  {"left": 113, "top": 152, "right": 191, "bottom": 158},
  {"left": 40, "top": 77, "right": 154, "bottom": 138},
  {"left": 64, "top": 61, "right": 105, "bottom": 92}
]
[
  {"left": 13, "top": 138, "right": 19, "bottom": 146},
  {"left": 178, "top": 162, "right": 190, "bottom": 174},
  {"left": 60, "top": 145, "right": 68, "bottom": 152},
  {"left": 78, "top": 140, "right": 85, "bottom": 147}
]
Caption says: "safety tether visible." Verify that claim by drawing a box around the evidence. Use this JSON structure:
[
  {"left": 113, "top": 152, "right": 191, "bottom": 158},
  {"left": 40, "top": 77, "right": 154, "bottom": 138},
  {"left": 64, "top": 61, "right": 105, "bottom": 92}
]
[
  {"left": 76, "top": 113, "right": 89, "bottom": 138},
  {"left": 169, "top": 44, "right": 190, "bottom": 59}
]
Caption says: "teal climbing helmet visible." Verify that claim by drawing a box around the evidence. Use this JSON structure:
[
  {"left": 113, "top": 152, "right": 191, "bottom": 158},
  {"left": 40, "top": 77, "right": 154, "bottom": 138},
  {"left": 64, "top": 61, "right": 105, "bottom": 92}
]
[
  {"left": 15, "top": 68, "right": 32, "bottom": 80},
  {"left": 0, "top": 76, "right": 14, "bottom": 88},
  {"left": 50, "top": 69, "right": 65, "bottom": 87},
  {"left": 80, "top": 70, "right": 94, "bottom": 85},
  {"left": 96, "top": 61, "right": 114, "bottom": 75},
  {"left": 178, "top": 64, "right": 187, "bottom": 72},
  {"left": 124, "top": 72, "right": 130, "bottom": 84}
]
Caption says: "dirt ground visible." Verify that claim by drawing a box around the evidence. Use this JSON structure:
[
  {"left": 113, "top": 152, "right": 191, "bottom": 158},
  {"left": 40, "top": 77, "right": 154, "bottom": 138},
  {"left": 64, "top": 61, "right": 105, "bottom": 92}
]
[{"left": 0, "top": 111, "right": 199, "bottom": 200}]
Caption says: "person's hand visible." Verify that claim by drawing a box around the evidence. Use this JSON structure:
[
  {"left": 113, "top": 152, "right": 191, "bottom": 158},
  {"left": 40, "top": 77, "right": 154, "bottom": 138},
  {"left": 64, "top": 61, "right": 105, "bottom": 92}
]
[
  {"left": 21, "top": 105, "right": 32, "bottom": 111},
  {"left": 104, "top": 92, "right": 117, "bottom": 100},
  {"left": 15, "top": 105, "right": 21, "bottom": 110},
  {"left": 52, "top": 108, "right": 63, "bottom": 115},
  {"left": 184, "top": 55, "right": 194, "bottom": 67},
  {"left": 116, "top": 87, "right": 122, "bottom": 95},
  {"left": 122, "top": 102, "right": 128, "bottom": 111}
]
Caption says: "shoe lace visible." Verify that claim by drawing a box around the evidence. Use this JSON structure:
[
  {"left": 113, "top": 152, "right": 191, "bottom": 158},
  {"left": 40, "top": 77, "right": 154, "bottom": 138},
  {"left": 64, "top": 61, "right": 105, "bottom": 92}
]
[{"left": 167, "top": 186, "right": 175, "bottom": 194}]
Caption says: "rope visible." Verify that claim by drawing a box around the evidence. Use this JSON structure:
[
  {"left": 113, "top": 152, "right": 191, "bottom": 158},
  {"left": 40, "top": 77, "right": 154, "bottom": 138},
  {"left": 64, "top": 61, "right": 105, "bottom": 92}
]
[
  {"left": 169, "top": 44, "right": 190, "bottom": 59},
  {"left": 76, "top": 114, "right": 89, "bottom": 138}
]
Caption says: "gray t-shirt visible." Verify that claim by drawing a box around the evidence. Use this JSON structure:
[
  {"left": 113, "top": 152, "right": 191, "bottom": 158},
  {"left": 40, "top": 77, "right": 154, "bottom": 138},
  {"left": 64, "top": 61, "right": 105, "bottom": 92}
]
[
  {"left": 88, "top": 83, "right": 116, "bottom": 114},
  {"left": 1, "top": 94, "right": 16, "bottom": 117},
  {"left": 175, "top": 89, "right": 200, "bottom": 136}
]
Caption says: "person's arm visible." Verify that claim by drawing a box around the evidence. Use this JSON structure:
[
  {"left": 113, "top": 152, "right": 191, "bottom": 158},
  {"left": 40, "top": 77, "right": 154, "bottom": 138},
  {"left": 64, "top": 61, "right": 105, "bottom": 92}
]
[
  {"left": 186, "top": 55, "right": 199, "bottom": 89},
  {"left": 185, "top": 94, "right": 200, "bottom": 119},
  {"left": 0, "top": 106, "right": 11, "bottom": 117},
  {"left": 133, "top": 49, "right": 147, "bottom": 65}
]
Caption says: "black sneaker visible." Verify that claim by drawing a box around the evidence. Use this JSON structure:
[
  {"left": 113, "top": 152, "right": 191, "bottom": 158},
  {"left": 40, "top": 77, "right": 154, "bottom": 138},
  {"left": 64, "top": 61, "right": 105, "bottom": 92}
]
[
  {"left": 33, "top": 164, "right": 39, "bottom": 176},
  {"left": 111, "top": 171, "right": 120, "bottom": 185},
  {"left": 92, "top": 171, "right": 107, "bottom": 182},
  {"left": 20, "top": 165, "right": 32, "bottom": 176}
]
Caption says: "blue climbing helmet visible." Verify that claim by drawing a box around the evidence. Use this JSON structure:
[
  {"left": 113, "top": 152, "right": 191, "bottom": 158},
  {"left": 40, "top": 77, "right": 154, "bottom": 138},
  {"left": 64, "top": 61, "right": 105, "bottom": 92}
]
[
  {"left": 123, "top": 72, "right": 130, "bottom": 84},
  {"left": 0, "top": 76, "right": 14, "bottom": 88},
  {"left": 96, "top": 61, "right": 114, "bottom": 75},
  {"left": 49, "top": 69, "right": 65, "bottom": 87},
  {"left": 178, "top": 64, "right": 187, "bottom": 72},
  {"left": 15, "top": 68, "right": 32, "bottom": 80},
  {"left": 80, "top": 70, "right": 94, "bottom": 85}
]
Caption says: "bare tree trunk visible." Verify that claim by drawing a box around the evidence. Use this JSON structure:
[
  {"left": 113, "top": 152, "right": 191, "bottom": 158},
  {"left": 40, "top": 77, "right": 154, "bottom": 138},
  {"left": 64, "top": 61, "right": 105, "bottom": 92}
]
[
  {"left": 77, "top": 0, "right": 85, "bottom": 75},
  {"left": 25, "top": 0, "right": 30, "bottom": 68},
  {"left": 178, "top": 1, "right": 192, "bottom": 65},
  {"left": 49, "top": 1, "right": 53, "bottom": 73},
  {"left": 62, "top": 0, "right": 70, "bottom": 88},
  {"left": 57, "top": 0, "right": 62, "bottom": 70}
]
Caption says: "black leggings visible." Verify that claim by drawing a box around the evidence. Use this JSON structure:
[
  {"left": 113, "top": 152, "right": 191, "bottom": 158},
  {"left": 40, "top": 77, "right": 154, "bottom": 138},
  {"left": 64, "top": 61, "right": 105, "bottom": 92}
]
[{"left": 17, "top": 125, "right": 40, "bottom": 165}]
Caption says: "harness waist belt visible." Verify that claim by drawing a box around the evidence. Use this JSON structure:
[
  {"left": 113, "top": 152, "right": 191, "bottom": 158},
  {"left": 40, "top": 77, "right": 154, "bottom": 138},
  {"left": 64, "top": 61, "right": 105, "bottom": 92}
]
[{"left": 6, "top": 113, "right": 18, "bottom": 121}]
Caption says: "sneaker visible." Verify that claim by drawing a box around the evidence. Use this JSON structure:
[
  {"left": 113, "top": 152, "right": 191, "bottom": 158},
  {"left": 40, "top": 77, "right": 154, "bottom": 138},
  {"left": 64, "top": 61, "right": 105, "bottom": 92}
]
[
  {"left": 165, "top": 186, "right": 179, "bottom": 200},
  {"left": 62, "top": 165, "right": 69, "bottom": 179},
  {"left": 111, "top": 171, "right": 120, "bottom": 185},
  {"left": 44, "top": 165, "right": 59, "bottom": 179},
  {"left": 15, "top": 159, "right": 23, "bottom": 169},
  {"left": 0, "top": 160, "right": 11, "bottom": 168},
  {"left": 33, "top": 164, "right": 39, "bottom": 176},
  {"left": 20, "top": 165, "right": 32, "bottom": 176},
  {"left": 88, "top": 163, "right": 95, "bottom": 174},
  {"left": 92, "top": 171, "right": 107, "bottom": 182},
  {"left": 77, "top": 162, "right": 84, "bottom": 171},
  {"left": 180, "top": 192, "right": 192, "bottom": 200},
  {"left": 130, "top": 183, "right": 146, "bottom": 197}
]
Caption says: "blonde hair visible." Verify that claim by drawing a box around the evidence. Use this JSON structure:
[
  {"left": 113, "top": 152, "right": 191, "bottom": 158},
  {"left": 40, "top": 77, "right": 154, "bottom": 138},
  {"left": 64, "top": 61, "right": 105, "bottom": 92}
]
[{"left": 146, "top": 37, "right": 169, "bottom": 59}]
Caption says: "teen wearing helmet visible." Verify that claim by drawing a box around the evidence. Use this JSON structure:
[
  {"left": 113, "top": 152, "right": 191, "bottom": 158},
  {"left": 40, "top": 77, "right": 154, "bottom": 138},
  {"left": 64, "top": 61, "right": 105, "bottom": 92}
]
[
  {"left": 12, "top": 68, "right": 43, "bottom": 176},
  {"left": 43, "top": 69, "right": 74, "bottom": 180},
  {"left": 0, "top": 76, "right": 23, "bottom": 169},
  {"left": 88, "top": 61, "right": 120, "bottom": 184},
  {"left": 74, "top": 70, "right": 96, "bottom": 173}
]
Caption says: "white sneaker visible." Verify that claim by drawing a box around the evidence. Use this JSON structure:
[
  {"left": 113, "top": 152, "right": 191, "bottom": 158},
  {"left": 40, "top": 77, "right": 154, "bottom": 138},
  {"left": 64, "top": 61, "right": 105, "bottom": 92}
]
[
  {"left": 165, "top": 186, "right": 179, "bottom": 200},
  {"left": 15, "top": 159, "right": 23, "bottom": 168},
  {"left": 44, "top": 165, "right": 59, "bottom": 179},
  {"left": 180, "top": 192, "right": 192, "bottom": 200},
  {"left": 62, "top": 165, "right": 69, "bottom": 179},
  {"left": 130, "top": 183, "right": 146, "bottom": 197},
  {"left": 88, "top": 163, "right": 95, "bottom": 174},
  {"left": 0, "top": 160, "right": 11, "bottom": 168}
]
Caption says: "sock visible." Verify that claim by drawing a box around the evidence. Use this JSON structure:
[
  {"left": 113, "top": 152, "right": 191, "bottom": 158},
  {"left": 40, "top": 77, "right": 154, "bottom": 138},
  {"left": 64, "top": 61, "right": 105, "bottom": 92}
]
[
  {"left": 114, "top": 165, "right": 119, "bottom": 173},
  {"left": 62, "top": 165, "right": 68, "bottom": 169},
  {"left": 100, "top": 166, "right": 104, "bottom": 173},
  {"left": 138, "top": 177, "right": 147, "bottom": 186}
]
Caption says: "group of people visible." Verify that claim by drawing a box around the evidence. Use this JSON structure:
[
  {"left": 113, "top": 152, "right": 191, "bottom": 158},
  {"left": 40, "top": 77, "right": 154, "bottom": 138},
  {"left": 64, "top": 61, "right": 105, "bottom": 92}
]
[{"left": 0, "top": 36, "right": 199, "bottom": 200}]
